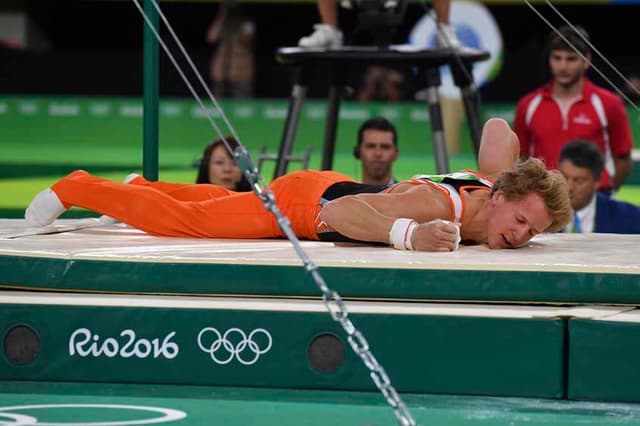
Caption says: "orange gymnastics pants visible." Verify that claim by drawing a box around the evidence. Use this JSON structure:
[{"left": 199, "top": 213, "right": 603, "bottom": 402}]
[{"left": 51, "top": 170, "right": 355, "bottom": 239}]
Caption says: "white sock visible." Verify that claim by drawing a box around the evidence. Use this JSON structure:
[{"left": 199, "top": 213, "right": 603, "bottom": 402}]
[
  {"left": 124, "top": 173, "right": 140, "bottom": 184},
  {"left": 25, "top": 188, "right": 66, "bottom": 227},
  {"left": 98, "top": 215, "right": 118, "bottom": 225}
]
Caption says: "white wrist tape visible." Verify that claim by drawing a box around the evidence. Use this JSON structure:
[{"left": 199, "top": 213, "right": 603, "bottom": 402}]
[{"left": 389, "top": 218, "right": 418, "bottom": 250}]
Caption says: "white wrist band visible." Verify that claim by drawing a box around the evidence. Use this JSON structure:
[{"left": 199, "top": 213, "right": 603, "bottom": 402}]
[{"left": 389, "top": 218, "right": 418, "bottom": 250}]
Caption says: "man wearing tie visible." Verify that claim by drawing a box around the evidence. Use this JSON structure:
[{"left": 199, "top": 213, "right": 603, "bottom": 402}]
[{"left": 558, "top": 140, "right": 640, "bottom": 234}]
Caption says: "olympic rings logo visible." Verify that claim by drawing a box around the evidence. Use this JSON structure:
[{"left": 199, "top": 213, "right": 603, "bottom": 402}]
[{"left": 197, "top": 327, "right": 272, "bottom": 365}]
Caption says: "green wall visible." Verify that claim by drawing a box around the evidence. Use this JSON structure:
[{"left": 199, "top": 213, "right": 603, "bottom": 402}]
[{"left": 1, "top": 96, "right": 639, "bottom": 218}]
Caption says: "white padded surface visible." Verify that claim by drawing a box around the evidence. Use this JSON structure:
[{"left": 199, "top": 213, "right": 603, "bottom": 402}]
[
  {"left": 0, "top": 290, "right": 633, "bottom": 320},
  {"left": 0, "top": 218, "right": 639, "bottom": 273}
]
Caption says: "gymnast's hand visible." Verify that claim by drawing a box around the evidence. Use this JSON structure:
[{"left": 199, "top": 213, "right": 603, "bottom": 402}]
[{"left": 411, "top": 219, "right": 461, "bottom": 252}]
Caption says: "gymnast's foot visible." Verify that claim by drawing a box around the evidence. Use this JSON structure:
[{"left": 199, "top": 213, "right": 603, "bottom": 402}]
[
  {"left": 436, "top": 23, "right": 461, "bottom": 49},
  {"left": 123, "top": 172, "right": 141, "bottom": 184},
  {"left": 24, "top": 169, "right": 89, "bottom": 227},
  {"left": 298, "top": 24, "right": 343, "bottom": 49},
  {"left": 25, "top": 188, "right": 66, "bottom": 227}
]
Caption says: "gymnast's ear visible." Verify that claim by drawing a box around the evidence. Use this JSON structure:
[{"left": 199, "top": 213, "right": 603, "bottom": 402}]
[{"left": 353, "top": 145, "right": 360, "bottom": 159}]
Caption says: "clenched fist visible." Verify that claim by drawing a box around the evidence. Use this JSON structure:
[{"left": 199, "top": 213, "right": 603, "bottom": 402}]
[{"left": 410, "top": 219, "right": 461, "bottom": 252}]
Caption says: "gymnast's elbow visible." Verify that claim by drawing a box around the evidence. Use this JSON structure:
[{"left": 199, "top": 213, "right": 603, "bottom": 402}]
[
  {"left": 320, "top": 196, "right": 360, "bottom": 227},
  {"left": 318, "top": 200, "right": 341, "bottom": 227}
]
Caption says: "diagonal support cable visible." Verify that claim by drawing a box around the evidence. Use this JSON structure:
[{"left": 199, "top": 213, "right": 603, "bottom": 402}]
[{"left": 525, "top": 0, "right": 639, "bottom": 110}]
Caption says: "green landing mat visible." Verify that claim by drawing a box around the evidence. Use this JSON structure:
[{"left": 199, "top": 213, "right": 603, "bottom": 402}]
[
  {"left": 569, "top": 314, "right": 640, "bottom": 403},
  {"left": 3, "top": 253, "right": 640, "bottom": 305},
  {"left": 1, "top": 381, "right": 640, "bottom": 426}
]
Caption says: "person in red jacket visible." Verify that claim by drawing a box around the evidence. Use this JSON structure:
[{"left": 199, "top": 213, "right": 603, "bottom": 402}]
[{"left": 513, "top": 25, "right": 633, "bottom": 194}]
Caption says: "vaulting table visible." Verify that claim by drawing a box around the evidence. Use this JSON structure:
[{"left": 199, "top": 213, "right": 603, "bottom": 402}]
[{"left": 273, "top": 45, "right": 490, "bottom": 178}]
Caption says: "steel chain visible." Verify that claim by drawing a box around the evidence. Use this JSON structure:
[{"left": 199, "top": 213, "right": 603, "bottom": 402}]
[
  {"left": 133, "top": 4, "right": 419, "bottom": 423},
  {"left": 315, "top": 269, "right": 418, "bottom": 426}
]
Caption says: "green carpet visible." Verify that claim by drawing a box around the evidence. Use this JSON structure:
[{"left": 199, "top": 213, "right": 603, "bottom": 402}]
[{"left": 2, "top": 381, "right": 640, "bottom": 426}]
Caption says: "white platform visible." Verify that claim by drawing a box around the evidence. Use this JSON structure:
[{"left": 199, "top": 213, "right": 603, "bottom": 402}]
[{"left": 1, "top": 218, "right": 638, "bottom": 274}]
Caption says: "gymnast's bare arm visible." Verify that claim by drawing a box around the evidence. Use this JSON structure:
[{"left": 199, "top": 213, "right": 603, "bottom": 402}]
[
  {"left": 477, "top": 117, "right": 520, "bottom": 179},
  {"left": 319, "top": 185, "right": 459, "bottom": 251}
]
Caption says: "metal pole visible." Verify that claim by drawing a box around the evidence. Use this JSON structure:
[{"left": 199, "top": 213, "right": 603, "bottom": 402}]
[
  {"left": 142, "top": 0, "right": 160, "bottom": 181},
  {"left": 424, "top": 67, "right": 449, "bottom": 174},
  {"left": 322, "top": 83, "right": 341, "bottom": 170},
  {"left": 275, "top": 66, "right": 309, "bottom": 179},
  {"left": 460, "top": 85, "right": 483, "bottom": 159},
  {"left": 449, "top": 59, "right": 482, "bottom": 159}
]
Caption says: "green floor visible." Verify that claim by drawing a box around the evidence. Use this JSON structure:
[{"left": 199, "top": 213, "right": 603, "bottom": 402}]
[{"left": 1, "top": 381, "right": 640, "bottom": 426}]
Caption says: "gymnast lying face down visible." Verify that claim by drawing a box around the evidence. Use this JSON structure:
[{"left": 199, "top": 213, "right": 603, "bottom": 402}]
[{"left": 25, "top": 118, "right": 571, "bottom": 252}]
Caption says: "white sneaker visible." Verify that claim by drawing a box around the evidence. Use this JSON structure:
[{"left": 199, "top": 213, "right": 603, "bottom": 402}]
[
  {"left": 25, "top": 188, "right": 66, "bottom": 227},
  {"left": 436, "top": 23, "right": 461, "bottom": 49},
  {"left": 298, "top": 24, "right": 343, "bottom": 49}
]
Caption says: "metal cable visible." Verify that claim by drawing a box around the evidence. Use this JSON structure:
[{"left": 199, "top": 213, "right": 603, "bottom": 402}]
[{"left": 525, "top": 0, "right": 640, "bottom": 110}]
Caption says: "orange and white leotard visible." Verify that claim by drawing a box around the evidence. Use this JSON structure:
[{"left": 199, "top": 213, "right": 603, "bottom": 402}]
[
  {"left": 394, "top": 171, "right": 494, "bottom": 223},
  {"left": 315, "top": 171, "right": 493, "bottom": 242}
]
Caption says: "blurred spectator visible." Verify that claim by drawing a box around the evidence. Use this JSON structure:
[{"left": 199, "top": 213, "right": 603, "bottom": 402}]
[
  {"left": 196, "top": 137, "right": 251, "bottom": 191},
  {"left": 298, "top": 0, "right": 459, "bottom": 49},
  {"left": 207, "top": 0, "right": 255, "bottom": 98},
  {"left": 623, "top": 74, "right": 640, "bottom": 105},
  {"left": 353, "top": 116, "right": 399, "bottom": 185},
  {"left": 357, "top": 65, "right": 406, "bottom": 102},
  {"left": 514, "top": 24, "right": 633, "bottom": 194},
  {"left": 559, "top": 140, "right": 640, "bottom": 234}
]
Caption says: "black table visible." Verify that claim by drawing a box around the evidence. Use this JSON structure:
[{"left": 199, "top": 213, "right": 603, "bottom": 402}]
[{"left": 273, "top": 45, "right": 490, "bottom": 178}]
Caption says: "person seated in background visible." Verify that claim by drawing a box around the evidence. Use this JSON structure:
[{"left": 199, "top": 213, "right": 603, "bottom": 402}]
[
  {"left": 559, "top": 140, "right": 640, "bottom": 234},
  {"left": 25, "top": 118, "right": 571, "bottom": 252},
  {"left": 353, "top": 116, "right": 399, "bottom": 185},
  {"left": 196, "top": 137, "right": 251, "bottom": 191},
  {"left": 298, "top": 0, "right": 459, "bottom": 49}
]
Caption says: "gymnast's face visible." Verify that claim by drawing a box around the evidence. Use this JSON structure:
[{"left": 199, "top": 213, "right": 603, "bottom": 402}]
[
  {"left": 208, "top": 144, "right": 243, "bottom": 190},
  {"left": 486, "top": 190, "right": 552, "bottom": 249}
]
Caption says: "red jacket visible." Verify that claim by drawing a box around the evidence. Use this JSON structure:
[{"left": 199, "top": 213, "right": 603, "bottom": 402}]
[{"left": 514, "top": 79, "right": 633, "bottom": 190}]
